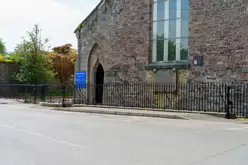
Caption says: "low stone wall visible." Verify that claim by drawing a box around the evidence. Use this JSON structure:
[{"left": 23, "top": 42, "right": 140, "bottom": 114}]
[
  {"left": 177, "top": 83, "right": 248, "bottom": 116},
  {"left": 0, "top": 62, "right": 20, "bottom": 98},
  {"left": 0, "top": 61, "right": 19, "bottom": 83},
  {"left": 151, "top": 83, "right": 248, "bottom": 117},
  {"left": 102, "top": 84, "right": 156, "bottom": 108}
]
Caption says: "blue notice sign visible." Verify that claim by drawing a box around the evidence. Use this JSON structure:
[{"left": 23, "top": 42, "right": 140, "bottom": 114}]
[{"left": 76, "top": 72, "right": 87, "bottom": 88}]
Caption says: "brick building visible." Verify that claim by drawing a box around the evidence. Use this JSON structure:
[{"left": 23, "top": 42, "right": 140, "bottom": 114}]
[{"left": 75, "top": 0, "right": 248, "bottom": 106}]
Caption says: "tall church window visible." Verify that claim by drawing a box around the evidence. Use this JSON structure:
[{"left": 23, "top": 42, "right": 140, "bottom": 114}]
[{"left": 152, "top": 0, "right": 189, "bottom": 62}]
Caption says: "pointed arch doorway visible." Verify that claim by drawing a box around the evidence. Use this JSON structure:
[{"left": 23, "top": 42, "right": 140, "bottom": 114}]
[
  {"left": 95, "top": 63, "right": 104, "bottom": 104},
  {"left": 87, "top": 43, "right": 105, "bottom": 105}
]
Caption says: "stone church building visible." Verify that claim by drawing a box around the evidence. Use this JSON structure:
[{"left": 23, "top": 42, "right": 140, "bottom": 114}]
[
  {"left": 74, "top": 0, "right": 248, "bottom": 108},
  {"left": 75, "top": 0, "right": 248, "bottom": 85}
]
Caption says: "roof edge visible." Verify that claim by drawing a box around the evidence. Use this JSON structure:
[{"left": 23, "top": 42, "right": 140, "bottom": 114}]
[{"left": 74, "top": 0, "right": 105, "bottom": 33}]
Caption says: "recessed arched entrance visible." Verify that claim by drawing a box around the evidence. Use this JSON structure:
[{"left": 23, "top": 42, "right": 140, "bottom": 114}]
[
  {"left": 95, "top": 63, "right": 104, "bottom": 104},
  {"left": 87, "top": 43, "right": 104, "bottom": 104}
]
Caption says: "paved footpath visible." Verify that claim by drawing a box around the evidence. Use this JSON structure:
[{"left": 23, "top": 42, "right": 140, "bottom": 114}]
[
  {"left": 56, "top": 106, "right": 240, "bottom": 123},
  {"left": 0, "top": 99, "right": 248, "bottom": 165}
]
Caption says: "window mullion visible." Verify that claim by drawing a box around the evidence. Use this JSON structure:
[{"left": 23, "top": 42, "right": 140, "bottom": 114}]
[
  {"left": 163, "top": 0, "right": 169, "bottom": 61},
  {"left": 152, "top": 2, "right": 158, "bottom": 62},
  {"left": 176, "top": 0, "right": 182, "bottom": 61}
]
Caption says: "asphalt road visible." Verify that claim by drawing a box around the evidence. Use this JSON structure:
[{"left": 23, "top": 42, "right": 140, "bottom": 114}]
[{"left": 0, "top": 99, "right": 248, "bottom": 165}]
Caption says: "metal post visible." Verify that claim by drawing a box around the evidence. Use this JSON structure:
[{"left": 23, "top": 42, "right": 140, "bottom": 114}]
[
  {"left": 73, "top": 84, "right": 76, "bottom": 104},
  {"left": 34, "top": 83, "right": 37, "bottom": 104},
  {"left": 62, "top": 85, "right": 66, "bottom": 107},
  {"left": 225, "top": 85, "right": 231, "bottom": 119},
  {"left": 41, "top": 84, "right": 46, "bottom": 102},
  {"left": 24, "top": 86, "right": 28, "bottom": 103}
]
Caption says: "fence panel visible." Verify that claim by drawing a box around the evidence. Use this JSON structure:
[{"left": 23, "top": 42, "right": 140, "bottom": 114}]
[{"left": 1, "top": 82, "right": 248, "bottom": 118}]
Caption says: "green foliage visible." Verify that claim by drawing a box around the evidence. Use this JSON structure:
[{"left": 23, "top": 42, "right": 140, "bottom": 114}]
[
  {"left": 6, "top": 52, "right": 24, "bottom": 63},
  {"left": 0, "top": 40, "right": 25, "bottom": 63},
  {"left": 78, "top": 23, "right": 83, "bottom": 30},
  {"left": 5, "top": 60, "right": 14, "bottom": 63},
  {"left": 0, "top": 39, "right": 7, "bottom": 56},
  {"left": 0, "top": 54, "right": 5, "bottom": 61},
  {"left": 49, "top": 90, "right": 72, "bottom": 97},
  {"left": 14, "top": 25, "right": 55, "bottom": 84}
]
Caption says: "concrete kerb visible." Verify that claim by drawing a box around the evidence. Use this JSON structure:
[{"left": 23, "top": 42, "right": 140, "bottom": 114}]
[
  {"left": 40, "top": 102, "right": 226, "bottom": 120},
  {"left": 72, "top": 104, "right": 227, "bottom": 118},
  {"left": 40, "top": 102, "right": 62, "bottom": 107},
  {"left": 39, "top": 102, "right": 73, "bottom": 108},
  {"left": 52, "top": 107, "right": 189, "bottom": 120}
]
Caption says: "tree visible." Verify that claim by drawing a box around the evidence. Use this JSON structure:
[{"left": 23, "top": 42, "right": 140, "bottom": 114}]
[
  {"left": 6, "top": 43, "right": 27, "bottom": 63},
  {"left": 15, "top": 25, "right": 55, "bottom": 84},
  {"left": 0, "top": 39, "right": 7, "bottom": 56},
  {"left": 48, "top": 44, "right": 77, "bottom": 107},
  {"left": 48, "top": 44, "right": 77, "bottom": 84}
]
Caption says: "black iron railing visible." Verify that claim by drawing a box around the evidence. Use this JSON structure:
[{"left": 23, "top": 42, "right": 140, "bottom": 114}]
[
  {"left": 0, "top": 83, "right": 74, "bottom": 104},
  {"left": 1, "top": 82, "right": 248, "bottom": 118}
]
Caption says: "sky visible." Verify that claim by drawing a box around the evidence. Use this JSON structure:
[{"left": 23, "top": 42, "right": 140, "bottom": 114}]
[{"left": 0, "top": 0, "right": 100, "bottom": 52}]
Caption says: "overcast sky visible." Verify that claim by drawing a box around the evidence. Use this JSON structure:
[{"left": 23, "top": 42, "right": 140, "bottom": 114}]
[{"left": 0, "top": 0, "right": 100, "bottom": 52}]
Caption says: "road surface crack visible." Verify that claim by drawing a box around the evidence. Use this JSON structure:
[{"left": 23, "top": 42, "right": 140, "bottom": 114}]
[{"left": 188, "top": 143, "right": 248, "bottom": 165}]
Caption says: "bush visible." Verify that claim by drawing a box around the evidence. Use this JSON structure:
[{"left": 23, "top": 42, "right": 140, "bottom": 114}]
[
  {"left": 49, "top": 90, "right": 72, "bottom": 97},
  {"left": 5, "top": 60, "right": 14, "bottom": 63}
]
